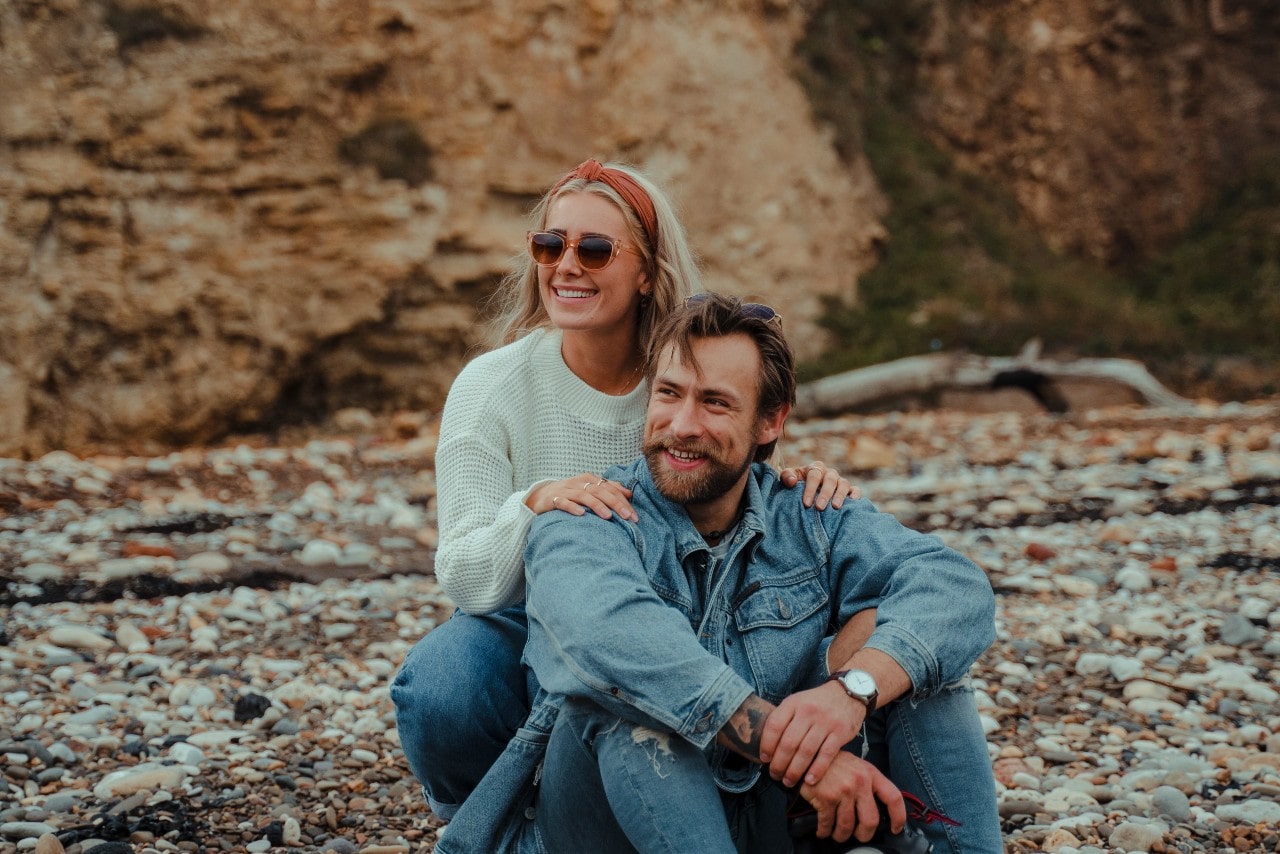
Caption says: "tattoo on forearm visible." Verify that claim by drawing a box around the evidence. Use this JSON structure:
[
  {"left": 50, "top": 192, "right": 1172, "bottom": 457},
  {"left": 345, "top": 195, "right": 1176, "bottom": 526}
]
[{"left": 718, "top": 695, "right": 773, "bottom": 761}]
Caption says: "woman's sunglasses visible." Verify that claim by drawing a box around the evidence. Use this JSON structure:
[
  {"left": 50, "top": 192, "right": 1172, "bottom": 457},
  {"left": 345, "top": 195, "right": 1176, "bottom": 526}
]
[
  {"left": 527, "top": 231, "right": 641, "bottom": 271},
  {"left": 685, "top": 293, "right": 783, "bottom": 325}
]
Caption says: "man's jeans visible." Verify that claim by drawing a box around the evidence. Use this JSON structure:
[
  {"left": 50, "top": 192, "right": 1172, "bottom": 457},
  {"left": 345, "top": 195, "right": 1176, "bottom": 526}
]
[
  {"left": 536, "top": 687, "right": 1001, "bottom": 854},
  {"left": 392, "top": 607, "right": 1000, "bottom": 852},
  {"left": 390, "top": 605, "right": 535, "bottom": 820},
  {"left": 537, "top": 698, "right": 792, "bottom": 853}
]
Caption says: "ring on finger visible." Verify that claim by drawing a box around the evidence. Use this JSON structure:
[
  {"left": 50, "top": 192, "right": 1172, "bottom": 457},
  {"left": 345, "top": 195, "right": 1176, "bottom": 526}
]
[
  {"left": 584, "top": 482, "right": 594, "bottom": 492},
  {"left": 595, "top": 478, "right": 606, "bottom": 487},
  {"left": 552, "top": 496, "right": 561, "bottom": 507}
]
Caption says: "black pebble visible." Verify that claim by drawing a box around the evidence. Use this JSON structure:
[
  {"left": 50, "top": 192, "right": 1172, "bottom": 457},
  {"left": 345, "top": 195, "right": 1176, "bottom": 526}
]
[{"left": 234, "top": 692, "right": 272, "bottom": 722}]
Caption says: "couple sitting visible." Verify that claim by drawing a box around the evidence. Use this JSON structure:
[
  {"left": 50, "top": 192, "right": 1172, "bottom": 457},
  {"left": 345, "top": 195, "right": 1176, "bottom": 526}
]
[{"left": 406, "top": 292, "right": 1000, "bottom": 852}]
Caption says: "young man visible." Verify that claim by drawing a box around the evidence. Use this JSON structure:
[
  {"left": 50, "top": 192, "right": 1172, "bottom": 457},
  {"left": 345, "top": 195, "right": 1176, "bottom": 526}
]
[{"left": 436, "top": 293, "right": 1000, "bottom": 853}]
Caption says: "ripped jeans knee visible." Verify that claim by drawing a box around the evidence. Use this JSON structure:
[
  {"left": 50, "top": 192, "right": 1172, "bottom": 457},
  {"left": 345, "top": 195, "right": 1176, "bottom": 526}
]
[{"left": 537, "top": 700, "right": 737, "bottom": 853}]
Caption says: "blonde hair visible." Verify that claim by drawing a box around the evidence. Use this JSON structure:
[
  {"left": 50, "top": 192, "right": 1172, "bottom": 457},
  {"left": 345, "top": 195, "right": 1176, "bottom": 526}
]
[{"left": 488, "top": 161, "right": 702, "bottom": 349}]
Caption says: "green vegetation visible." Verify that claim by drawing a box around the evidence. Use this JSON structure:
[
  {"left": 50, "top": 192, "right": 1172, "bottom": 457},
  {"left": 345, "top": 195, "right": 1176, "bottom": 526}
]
[{"left": 793, "top": 1, "right": 1280, "bottom": 397}]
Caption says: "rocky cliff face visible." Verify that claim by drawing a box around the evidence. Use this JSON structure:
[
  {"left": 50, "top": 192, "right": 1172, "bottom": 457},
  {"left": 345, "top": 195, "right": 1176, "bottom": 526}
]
[
  {"left": 913, "top": 0, "right": 1280, "bottom": 263},
  {"left": 0, "top": 0, "right": 885, "bottom": 455},
  {"left": 3, "top": 0, "right": 1275, "bottom": 456}
]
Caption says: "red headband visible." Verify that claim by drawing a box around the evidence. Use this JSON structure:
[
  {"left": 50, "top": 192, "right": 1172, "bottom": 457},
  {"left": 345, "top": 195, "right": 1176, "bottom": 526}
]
[{"left": 551, "top": 159, "right": 659, "bottom": 253}]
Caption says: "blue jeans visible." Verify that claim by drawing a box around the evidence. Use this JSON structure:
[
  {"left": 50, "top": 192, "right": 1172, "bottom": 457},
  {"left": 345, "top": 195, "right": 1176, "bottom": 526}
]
[
  {"left": 537, "top": 698, "right": 793, "bottom": 854},
  {"left": 535, "top": 681, "right": 1001, "bottom": 854},
  {"left": 390, "top": 605, "right": 536, "bottom": 820}
]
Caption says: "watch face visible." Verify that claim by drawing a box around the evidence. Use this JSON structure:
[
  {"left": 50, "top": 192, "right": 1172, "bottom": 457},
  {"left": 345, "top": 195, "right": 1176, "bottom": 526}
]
[{"left": 841, "top": 670, "right": 876, "bottom": 696}]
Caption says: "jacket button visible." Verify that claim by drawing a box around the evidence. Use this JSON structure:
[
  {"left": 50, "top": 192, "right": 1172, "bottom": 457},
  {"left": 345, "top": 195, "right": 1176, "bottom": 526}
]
[{"left": 525, "top": 806, "right": 537, "bottom": 820}]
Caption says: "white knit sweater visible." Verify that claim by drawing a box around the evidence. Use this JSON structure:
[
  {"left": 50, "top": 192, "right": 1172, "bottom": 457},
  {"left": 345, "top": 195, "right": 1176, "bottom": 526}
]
[{"left": 433, "top": 328, "right": 648, "bottom": 614}]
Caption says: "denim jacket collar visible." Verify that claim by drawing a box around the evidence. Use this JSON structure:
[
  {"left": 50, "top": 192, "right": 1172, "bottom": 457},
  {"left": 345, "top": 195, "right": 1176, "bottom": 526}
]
[{"left": 619, "top": 456, "right": 772, "bottom": 566}]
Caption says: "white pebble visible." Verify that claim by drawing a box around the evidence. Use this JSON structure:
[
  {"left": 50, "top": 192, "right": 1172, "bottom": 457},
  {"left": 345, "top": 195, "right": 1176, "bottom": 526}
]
[
  {"left": 1054, "top": 576, "right": 1098, "bottom": 597},
  {"left": 93, "top": 763, "right": 188, "bottom": 800},
  {"left": 1074, "top": 653, "right": 1111, "bottom": 677},
  {"left": 182, "top": 551, "right": 233, "bottom": 574},
  {"left": 47, "top": 625, "right": 113, "bottom": 651},
  {"left": 16, "top": 563, "right": 64, "bottom": 582},
  {"left": 168, "top": 743, "right": 206, "bottom": 765},
  {"left": 1108, "top": 657, "right": 1144, "bottom": 682},
  {"left": 323, "top": 623, "right": 359, "bottom": 641},
  {"left": 298, "top": 539, "right": 342, "bottom": 566},
  {"left": 91, "top": 556, "right": 166, "bottom": 581},
  {"left": 115, "top": 620, "right": 150, "bottom": 653},
  {"left": 1115, "top": 566, "right": 1152, "bottom": 591},
  {"left": 1216, "top": 799, "right": 1280, "bottom": 825}
]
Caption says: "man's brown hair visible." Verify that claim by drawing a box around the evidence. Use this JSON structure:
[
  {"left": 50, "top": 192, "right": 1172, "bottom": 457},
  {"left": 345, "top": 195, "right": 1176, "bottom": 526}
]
[{"left": 644, "top": 292, "right": 796, "bottom": 463}]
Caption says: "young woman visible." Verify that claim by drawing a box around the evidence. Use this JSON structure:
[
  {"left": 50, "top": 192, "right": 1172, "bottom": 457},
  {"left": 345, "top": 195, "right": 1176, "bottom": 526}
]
[{"left": 391, "top": 159, "right": 854, "bottom": 821}]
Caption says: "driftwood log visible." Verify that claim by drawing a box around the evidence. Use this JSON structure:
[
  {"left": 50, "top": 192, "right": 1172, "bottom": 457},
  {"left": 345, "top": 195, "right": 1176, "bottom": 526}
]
[{"left": 794, "top": 342, "right": 1196, "bottom": 418}]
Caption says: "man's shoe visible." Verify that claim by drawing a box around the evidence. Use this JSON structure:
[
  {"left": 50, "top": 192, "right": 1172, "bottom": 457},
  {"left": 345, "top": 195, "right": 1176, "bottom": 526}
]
[
  {"left": 787, "top": 812, "right": 931, "bottom": 854},
  {"left": 787, "top": 791, "right": 955, "bottom": 854}
]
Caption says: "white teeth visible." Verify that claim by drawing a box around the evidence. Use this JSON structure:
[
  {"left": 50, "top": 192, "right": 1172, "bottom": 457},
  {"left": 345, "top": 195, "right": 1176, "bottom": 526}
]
[
  {"left": 555, "top": 288, "right": 594, "bottom": 299},
  {"left": 670, "top": 450, "right": 702, "bottom": 461}
]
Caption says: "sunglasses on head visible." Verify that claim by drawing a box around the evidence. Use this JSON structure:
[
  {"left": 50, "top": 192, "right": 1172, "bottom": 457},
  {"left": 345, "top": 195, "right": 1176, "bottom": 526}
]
[
  {"left": 685, "top": 293, "right": 783, "bottom": 325},
  {"left": 527, "top": 231, "right": 642, "bottom": 271}
]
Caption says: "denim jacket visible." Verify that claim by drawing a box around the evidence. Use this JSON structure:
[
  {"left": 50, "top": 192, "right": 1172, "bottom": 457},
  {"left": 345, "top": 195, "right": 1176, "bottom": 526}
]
[{"left": 435, "top": 460, "right": 996, "bottom": 853}]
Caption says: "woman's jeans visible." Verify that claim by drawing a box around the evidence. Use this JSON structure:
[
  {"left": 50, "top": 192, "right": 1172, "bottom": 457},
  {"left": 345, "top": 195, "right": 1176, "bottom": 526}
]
[
  {"left": 391, "top": 606, "right": 1000, "bottom": 852},
  {"left": 391, "top": 605, "right": 535, "bottom": 820}
]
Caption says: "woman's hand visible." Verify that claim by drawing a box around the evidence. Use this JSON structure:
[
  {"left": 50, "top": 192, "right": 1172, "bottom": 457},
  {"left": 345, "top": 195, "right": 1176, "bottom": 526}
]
[
  {"left": 526, "top": 474, "right": 637, "bottom": 521},
  {"left": 779, "top": 462, "right": 861, "bottom": 510}
]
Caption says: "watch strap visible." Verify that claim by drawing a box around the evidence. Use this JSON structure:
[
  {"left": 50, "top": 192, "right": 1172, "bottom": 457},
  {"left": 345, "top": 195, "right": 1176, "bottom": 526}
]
[{"left": 828, "top": 669, "right": 878, "bottom": 714}]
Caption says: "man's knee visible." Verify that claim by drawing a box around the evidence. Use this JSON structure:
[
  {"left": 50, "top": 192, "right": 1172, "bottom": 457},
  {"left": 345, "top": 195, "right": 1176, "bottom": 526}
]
[
  {"left": 560, "top": 701, "right": 701, "bottom": 782},
  {"left": 623, "top": 724, "right": 684, "bottom": 779}
]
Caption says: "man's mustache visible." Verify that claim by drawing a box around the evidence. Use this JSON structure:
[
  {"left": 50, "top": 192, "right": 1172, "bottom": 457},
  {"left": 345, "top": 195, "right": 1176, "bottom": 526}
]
[{"left": 644, "top": 437, "right": 721, "bottom": 459}]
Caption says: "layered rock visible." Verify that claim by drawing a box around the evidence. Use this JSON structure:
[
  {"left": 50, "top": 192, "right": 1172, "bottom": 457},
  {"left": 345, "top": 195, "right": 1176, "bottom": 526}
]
[
  {"left": 3, "top": 0, "right": 1276, "bottom": 455},
  {"left": 914, "top": 0, "right": 1280, "bottom": 262},
  {"left": 0, "top": 0, "right": 884, "bottom": 455}
]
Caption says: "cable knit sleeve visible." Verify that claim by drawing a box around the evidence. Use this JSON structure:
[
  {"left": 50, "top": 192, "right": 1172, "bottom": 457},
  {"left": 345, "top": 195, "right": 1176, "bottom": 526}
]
[
  {"left": 432, "top": 356, "right": 537, "bottom": 614},
  {"left": 431, "top": 330, "right": 649, "bottom": 614}
]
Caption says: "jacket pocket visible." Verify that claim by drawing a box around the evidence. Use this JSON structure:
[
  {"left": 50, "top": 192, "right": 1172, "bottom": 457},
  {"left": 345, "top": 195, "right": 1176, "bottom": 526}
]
[
  {"left": 733, "top": 575, "right": 828, "bottom": 703},
  {"left": 733, "top": 574, "right": 828, "bottom": 630}
]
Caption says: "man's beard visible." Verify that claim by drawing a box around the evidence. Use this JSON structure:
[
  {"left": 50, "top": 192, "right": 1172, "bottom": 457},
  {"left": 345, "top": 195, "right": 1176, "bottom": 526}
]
[{"left": 643, "top": 436, "right": 754, "bottom": 505}]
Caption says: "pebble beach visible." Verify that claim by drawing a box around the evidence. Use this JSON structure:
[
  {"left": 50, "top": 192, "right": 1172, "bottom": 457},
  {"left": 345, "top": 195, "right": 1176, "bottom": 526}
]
[{"left": 2, "top": 402, "right": 1278, "bottom": 853}]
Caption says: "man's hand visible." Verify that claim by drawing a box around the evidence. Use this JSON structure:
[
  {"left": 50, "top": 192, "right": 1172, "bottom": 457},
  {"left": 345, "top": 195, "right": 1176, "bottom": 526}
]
[
  {"left": 799, "top": 752, "right": 906, "bottom": 843},
  {"left": 759, "top": 682, "right": 864, "bottom": 787}
]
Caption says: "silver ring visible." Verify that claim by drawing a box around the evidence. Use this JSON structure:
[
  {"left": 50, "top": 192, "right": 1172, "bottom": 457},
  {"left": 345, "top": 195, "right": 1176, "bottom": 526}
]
[{"left": 584, "top": 482, "right": 594, "bottom": 492}]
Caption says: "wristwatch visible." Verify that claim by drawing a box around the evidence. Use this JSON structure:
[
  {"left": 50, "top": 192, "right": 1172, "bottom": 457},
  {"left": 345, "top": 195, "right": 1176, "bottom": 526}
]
[{"left": 829, "top": 669, "right": 879, "bottom": 714}]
